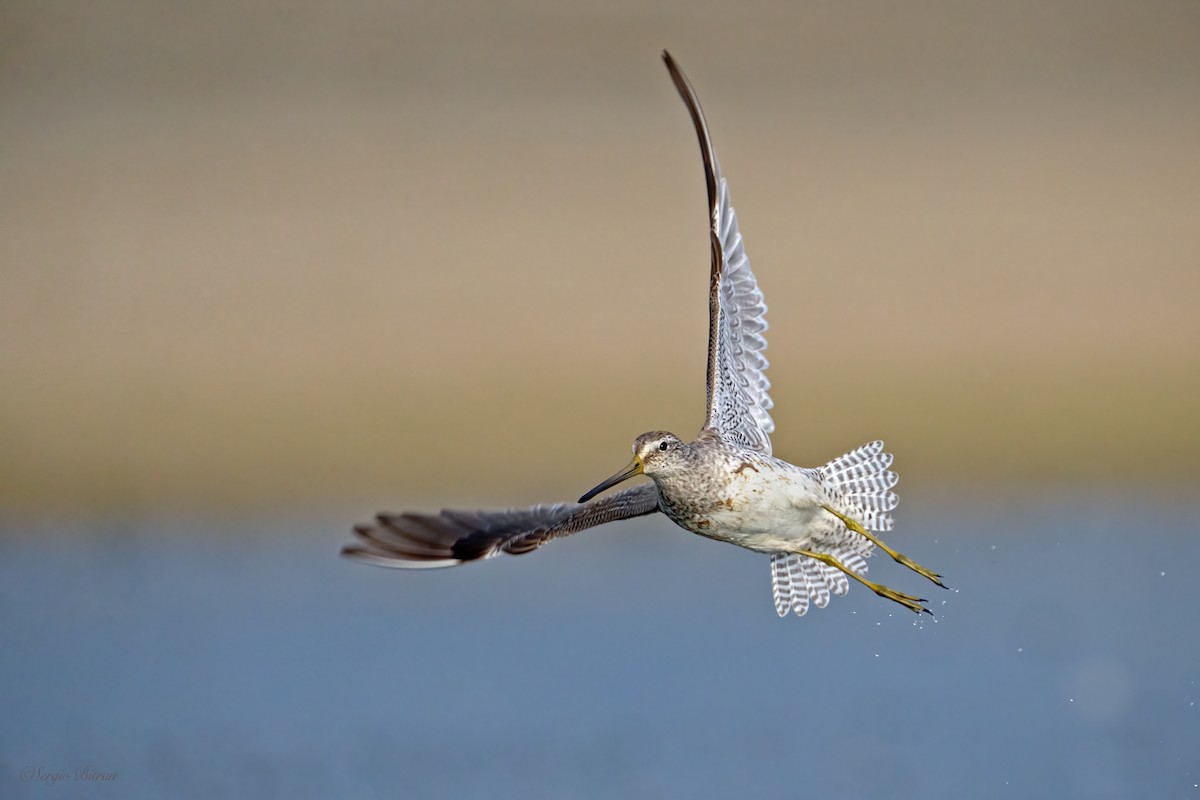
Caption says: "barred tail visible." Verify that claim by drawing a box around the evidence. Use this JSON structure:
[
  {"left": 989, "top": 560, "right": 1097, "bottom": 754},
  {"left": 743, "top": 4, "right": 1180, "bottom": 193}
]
[
  {"left": 767, "top": 442, "right": 899, "bottom": 617},
  {"left": 819, "top": 440, "right": 899, "bottom": 533},
  {"left": 770, "top": 552, "right": 855, "bottom": 618}
]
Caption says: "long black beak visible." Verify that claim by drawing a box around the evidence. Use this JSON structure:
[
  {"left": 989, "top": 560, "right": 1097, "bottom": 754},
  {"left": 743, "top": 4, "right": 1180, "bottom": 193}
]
[{"left": 578, "top": 459, "right": 644, "bottom": 503}]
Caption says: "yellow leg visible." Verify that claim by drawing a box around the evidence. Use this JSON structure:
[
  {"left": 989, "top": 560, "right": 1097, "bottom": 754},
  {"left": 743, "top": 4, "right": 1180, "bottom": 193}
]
[
  {"left": 793, "top": 548, "right": 931, "bottom": 615},
  {"left": 822, "top": 504, "right": 947, "bottom": 589}
]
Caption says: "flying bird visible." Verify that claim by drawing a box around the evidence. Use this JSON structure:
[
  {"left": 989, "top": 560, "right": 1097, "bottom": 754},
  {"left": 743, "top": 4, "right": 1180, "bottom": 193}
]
[{"left": 343, "top": 51, "right": 945, "bottom": 617}]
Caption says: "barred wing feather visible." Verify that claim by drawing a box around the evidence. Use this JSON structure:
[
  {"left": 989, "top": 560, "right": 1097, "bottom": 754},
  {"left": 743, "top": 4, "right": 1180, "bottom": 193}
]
[{"left": 664, "top": 51, "right": 774, "bottom": 454}]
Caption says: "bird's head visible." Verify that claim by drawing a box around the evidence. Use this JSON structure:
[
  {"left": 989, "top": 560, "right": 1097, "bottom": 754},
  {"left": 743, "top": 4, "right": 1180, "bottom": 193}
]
[{"left": 578, "top": 431, "right": 686, "bottom": 503}]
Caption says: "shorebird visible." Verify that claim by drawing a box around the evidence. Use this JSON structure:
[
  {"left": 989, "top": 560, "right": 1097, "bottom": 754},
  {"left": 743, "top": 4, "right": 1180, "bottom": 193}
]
[{"left": 343, "top": 51, "right": 945, "bottom": 617}]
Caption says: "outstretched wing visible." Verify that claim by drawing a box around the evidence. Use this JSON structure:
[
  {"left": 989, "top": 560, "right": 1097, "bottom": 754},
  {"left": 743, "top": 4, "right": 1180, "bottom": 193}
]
[
  {"left": 343, "top": 483, "right": 660, "bottom": 568},
  {"left": 663, "top": 51, "right": 774, "bottom": 454}
]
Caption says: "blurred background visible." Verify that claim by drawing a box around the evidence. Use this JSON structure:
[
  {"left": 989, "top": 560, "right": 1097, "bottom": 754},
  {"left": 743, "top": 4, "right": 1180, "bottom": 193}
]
[{"left": 1, "top": 1, "right": 1198, "bottom": 797}]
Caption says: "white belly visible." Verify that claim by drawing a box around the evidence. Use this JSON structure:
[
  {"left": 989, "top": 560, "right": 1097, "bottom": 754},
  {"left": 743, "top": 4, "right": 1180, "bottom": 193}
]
[{"left": 669, "top": 462, "right": 842, "bottom": 554}]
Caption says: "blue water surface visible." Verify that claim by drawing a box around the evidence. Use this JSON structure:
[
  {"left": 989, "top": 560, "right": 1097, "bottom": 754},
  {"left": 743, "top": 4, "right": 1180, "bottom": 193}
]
[{"left": 1, "top": 493, "right": 1197, "bottom": 798}]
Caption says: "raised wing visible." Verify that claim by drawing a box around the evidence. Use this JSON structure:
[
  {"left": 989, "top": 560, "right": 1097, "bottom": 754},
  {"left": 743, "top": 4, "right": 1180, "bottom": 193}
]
[
  {"left": 663, "top": 51, "right": 774, "bottom": 454},
  {"left": 343, "top": 483, "right": 660, "bottom": 568}
]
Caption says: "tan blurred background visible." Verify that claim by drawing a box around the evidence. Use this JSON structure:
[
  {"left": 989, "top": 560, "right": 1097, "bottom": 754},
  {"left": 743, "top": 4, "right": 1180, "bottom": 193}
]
[{"left": 2, "top": 1, "right": 1198, "bottom": 515}]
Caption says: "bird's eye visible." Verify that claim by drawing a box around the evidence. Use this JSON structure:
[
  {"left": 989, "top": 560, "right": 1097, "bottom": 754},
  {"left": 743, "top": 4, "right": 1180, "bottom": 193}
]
[{"left": 659, "top": 441, "right": 669, "bottom": 451}]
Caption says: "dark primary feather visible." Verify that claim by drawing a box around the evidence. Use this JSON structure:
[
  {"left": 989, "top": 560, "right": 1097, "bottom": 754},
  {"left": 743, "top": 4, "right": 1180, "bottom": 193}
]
[
  {"left": 343, "top": 483, "right": 660, "bottom": 568},
  {"left": 663, "top": 51, "right": 719, "bottom": 231},
  {"left": 662, "top": 50, "right": 726, "bottom": 432},
  {"left": 663, "top": 49, "right": 774, "bottom": 454}
]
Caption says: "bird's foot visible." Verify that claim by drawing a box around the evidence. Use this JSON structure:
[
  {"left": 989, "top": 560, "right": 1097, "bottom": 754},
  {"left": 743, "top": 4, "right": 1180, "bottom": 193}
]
[
  {"left": 792, "top": 547, "right": 931, "bottom": 615},
  {"left": 867, "top": 581, "right": 931, "bottom": 616},
  {"left": 821, "top": 504, "right": 947, "bottom": 589}
]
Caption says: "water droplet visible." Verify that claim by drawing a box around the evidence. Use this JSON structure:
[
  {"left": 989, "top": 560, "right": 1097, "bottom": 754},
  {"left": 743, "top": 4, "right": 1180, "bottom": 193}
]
[
  {"left": 1018, "top": 647, "right": 1023, "bottom": 653},
  {"left": 990, "top": 544, "right": 997, "bottom": 551},
  {"left": 1160, "top": 571, "right": 1166, "bottom": 577}
]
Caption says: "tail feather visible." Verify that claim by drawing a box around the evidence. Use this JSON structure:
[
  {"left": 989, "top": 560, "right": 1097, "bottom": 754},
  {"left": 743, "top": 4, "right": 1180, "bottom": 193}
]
[
  {"left": 770, "top": 552, "right": 854, "bottom": 618},
  {"left": 822, "top": 560, "right": 850, "bottom": 597},
  {"left": 800, "top": 559, "right": 832, "bottom": 609},
  {"left": 822, "top": 441, "right": 892, "bottom": 479},
  {"left": 788, "top": 560, "right": 811, "bottom": 617},
  {"left": 820, "top": 440, "right": 899, "bottom": 533},
  {"left": 827, "top": 543, "right": 870, "bottom": 577},
  {"left": 771, "top": 554, "right": 810, "bottom": 617},
  {"left": 771, "top": 554, "right": 793, "bottom": 616}
]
